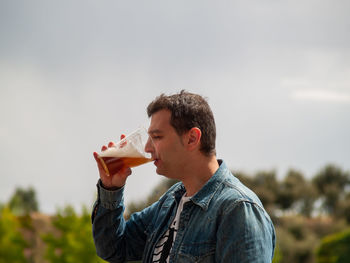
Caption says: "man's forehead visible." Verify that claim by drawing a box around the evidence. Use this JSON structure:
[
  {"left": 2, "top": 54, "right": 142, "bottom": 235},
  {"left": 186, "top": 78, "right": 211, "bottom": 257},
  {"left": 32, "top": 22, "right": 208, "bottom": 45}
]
[
  {"left": 148, "top": 110, "right": 172, "bottom": 132},
  {"left": 150, "top": 110, "right": 171, "bottom": 123}
]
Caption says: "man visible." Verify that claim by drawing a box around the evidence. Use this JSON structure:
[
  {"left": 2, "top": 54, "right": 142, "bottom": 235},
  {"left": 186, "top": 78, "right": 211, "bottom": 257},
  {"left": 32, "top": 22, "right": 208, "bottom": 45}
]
[{"left": 92, "top": 91, "right": 276, "bottom": 263}]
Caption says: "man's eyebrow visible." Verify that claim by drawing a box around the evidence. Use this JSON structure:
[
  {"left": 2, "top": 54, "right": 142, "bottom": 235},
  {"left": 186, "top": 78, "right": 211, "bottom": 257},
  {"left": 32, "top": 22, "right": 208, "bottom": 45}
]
[{"left": 148, "top": 129, "right": 162, "bottom": 135}]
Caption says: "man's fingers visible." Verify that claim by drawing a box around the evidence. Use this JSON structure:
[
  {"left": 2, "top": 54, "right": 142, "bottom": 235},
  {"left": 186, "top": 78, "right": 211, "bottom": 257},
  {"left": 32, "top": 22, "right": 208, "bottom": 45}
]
[
  {"left": 93, "top": 152, "right": 103, "bottom": 168},
  {"left": 120, "top": 134, "right": 127, "bottom": 148},
  {"left": 101, "top": 145, "right": 107, "bottom": 151},
  {"left": 93, "top": 152, "right": 99, "bottom": 161},
  {"left": 100, "top": 135, "right": 125, "bottom": 151}
]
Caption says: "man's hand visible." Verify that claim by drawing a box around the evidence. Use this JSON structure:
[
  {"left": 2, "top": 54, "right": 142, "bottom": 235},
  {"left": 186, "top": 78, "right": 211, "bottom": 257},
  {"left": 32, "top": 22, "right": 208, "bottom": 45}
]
[{"left": 93, "top": 134, "right": 132, "bottom": 190}]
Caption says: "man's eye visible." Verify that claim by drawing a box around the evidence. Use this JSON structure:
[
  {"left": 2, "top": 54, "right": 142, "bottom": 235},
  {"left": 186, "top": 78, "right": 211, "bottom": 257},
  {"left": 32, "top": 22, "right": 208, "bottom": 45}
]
[{"left": 152, "top": 136, "right": 162, "bottom": 140}]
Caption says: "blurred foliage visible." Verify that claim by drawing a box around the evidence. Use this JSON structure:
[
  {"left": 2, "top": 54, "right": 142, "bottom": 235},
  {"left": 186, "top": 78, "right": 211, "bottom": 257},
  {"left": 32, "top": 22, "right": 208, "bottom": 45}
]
[
  {"left": 41, "top": 205, "right": 106, "bottom": 263},
  {"left": 1, "top": 163, "right": 350, "bottom": 263},
  {"left": 312, "top": 164, "right": 350, "bottom": 215},
  {"left": 316, "top": 228, "right": 350, "bottom": 263},
  {"left": 0, "top": 206, "right": 28, "bottom": 263},
  {"left": 9, "top": 187, "right": 39, "bottom": 216},
  {"left": 337, "top": 193, "right": 350, "bottom": 224},
  {"left": 235, "top": 164, "right": 350, "bottom": 263},
  {"left": 276, "top": 169, "right": 317, "bottom": 217},
  {"left": 275, "top": 216, "right": 333, "bottom": 263},
  {"left": 272, "top": 242, "right": 282, "bottom": 263}
]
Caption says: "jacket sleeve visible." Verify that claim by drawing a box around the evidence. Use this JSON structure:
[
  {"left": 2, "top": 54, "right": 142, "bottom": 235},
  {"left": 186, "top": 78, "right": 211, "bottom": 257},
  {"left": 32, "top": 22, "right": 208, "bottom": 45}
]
[
  {"left": 91, "top": 180, "right": 156, "bottom": 263},
  {"left": 216, "top": 200, "right": 276, "bottom": 263}
]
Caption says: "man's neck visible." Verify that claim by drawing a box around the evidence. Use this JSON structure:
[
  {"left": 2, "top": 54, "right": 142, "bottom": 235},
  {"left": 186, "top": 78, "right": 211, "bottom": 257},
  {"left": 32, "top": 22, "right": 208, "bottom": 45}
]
[{"left": 180, "top": 155, "right": 219, "bottom": 197}]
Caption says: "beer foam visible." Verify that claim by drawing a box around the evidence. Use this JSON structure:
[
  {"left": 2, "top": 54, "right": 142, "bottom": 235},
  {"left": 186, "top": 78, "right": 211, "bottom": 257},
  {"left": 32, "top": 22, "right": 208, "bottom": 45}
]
[
  {"left": 99, "top": 132, "right": 150, "bottom": 159},
  {"left": 99, "top": 144, "right": 146, "bottom": 158},
  {"left": 98, "top": 127, "right": 152, "bottom": 159}
]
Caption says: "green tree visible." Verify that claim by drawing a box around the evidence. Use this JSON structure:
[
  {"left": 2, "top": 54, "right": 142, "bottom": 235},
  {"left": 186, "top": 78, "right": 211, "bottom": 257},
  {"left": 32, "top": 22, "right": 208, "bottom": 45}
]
[
  {"left": 276, "top": 216, "right": 321, "bottom": 263},
  {"left": 312, "top": 164, "right": 350, "bottom": 215},
  {"left": 272, "top": 244, "right": 282, "bottom": 263},
  {"left": 277, "top": 169, "right": 317, "bottom": 217},
  {"left": 252, "top": 170, "right": 279, "bottom": 216},
  {"left": 0, "top": 206, "right": 28, "bottom": 263},
  {"left": 337, "top": 192, "right": 350, "bottom": 223},
  {"left": 42, "top": 205, "right": 106, "bottom": 263},
  {"left": 9, "top": 187, "right": 39, "bottom": 216},
  {"left": 277, "top": 169, "right": 306, "bottom": 210},
  {"left": 316, "top": 228, "right": 350, "bottom": 263}
]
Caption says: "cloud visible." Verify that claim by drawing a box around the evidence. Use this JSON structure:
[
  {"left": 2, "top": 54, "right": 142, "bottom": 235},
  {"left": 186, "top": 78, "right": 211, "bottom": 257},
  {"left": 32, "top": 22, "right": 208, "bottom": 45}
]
[{"left": 291, "top": 89, "right": 350, "bottom": 103}]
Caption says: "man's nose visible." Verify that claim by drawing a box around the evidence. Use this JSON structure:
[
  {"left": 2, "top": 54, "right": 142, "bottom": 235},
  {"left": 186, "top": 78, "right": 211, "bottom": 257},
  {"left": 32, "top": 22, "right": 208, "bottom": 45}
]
[{"left": 144, "top": 137, "right": 154, "bottom": 153}]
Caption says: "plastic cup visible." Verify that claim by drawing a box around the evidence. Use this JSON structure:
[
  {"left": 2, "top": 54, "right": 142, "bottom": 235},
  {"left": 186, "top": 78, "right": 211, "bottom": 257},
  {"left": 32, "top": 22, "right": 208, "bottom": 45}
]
[{"left": 98, "top": 127, "right": 153, "bottom": 176}]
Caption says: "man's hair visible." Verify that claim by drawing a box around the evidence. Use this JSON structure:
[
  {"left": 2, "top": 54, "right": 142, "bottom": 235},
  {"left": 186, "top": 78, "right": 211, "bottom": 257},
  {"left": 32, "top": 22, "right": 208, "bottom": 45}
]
[{"left": 147, "top": 90, "right": 216, "bottom": 156}]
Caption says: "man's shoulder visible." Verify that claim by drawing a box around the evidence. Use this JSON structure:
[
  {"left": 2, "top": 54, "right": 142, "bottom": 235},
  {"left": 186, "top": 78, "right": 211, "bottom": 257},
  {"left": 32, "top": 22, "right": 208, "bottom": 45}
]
[
  {"left": 214, "top": 161, "right": 261, "bottom": 202},
  {"left": 217, "top": 171, "right": 264, "bottom": 208}
]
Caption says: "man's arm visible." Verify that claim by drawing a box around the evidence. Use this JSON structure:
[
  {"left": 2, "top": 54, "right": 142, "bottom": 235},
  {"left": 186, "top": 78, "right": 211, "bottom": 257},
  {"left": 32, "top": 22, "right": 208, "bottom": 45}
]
[
  {"left": 92, "top": 180, "right": 156, "bottom": 262},
  {"left": 216, "top": 200, "right": 276, "bottom": 263},
  {"left": 91, "top": 135, "right": 136, "bottom": 262}
]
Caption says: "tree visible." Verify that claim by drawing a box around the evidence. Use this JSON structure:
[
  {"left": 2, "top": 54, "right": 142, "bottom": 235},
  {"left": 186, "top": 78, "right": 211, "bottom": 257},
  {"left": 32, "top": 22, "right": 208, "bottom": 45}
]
[
  {"left": 316, "top": 228, "right": 350, "bottom": 263},
  {"left": 277, "top": 169, "right": 317, "bottom": 217},
  {"left": 337, "top": 192, "right": 350, "bottom": 223},
  {"left": 277, "top": 169, "right": 306, "bottom": 210},
  {"left": 312, "top": 164, "right": 350, "bottom": 215},
  {"left": 9, "top": 187, "right": 39, "bottom": 216},
  {"left": 42, "top": 205, "right": 106, "bottom": 263},
  {"left": 252, "top": 170, "right": 279, "bottom": 216},
  {"left": 0, "top": 206, "right": 28, "bottom": 263}
]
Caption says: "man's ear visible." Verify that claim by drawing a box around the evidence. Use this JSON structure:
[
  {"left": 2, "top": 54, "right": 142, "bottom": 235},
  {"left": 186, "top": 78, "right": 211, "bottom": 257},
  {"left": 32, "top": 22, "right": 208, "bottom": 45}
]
[{"left": 186, "top": 127, "right": 201, "bottom": 151}]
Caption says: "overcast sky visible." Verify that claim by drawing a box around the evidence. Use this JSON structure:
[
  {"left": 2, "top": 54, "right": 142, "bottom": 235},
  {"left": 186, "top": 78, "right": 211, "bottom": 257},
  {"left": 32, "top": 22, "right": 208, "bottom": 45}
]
[{"left": 1, "top": 0, "right": 349, "bottom": 214}]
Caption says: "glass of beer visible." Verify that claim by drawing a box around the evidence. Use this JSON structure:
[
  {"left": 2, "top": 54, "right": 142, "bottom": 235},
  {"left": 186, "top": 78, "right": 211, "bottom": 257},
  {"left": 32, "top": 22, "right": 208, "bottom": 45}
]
[{"left": 98, "top": 127, "right": 153, "bottom": 176}]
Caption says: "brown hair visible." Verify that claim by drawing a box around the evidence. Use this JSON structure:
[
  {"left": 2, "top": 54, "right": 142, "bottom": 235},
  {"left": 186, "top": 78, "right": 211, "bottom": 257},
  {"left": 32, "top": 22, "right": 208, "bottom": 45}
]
[{"left": 147, "top": 90, "right": 216, "bottom": 156}]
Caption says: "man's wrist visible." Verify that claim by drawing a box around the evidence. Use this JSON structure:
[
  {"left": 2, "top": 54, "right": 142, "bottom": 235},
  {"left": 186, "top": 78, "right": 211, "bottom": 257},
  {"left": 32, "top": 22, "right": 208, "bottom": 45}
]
[
  {"left": 96, "top": 179, "right": 124, "bottom": 210},
  {"left": 99, "top": 180, "right": 123, "bottom": 191}
]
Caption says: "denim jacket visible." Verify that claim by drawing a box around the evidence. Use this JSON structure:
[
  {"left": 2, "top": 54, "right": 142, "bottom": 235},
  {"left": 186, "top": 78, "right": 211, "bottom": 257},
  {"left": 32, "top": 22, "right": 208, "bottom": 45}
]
[{"left": 92, "top": 160, "right": 276, "bottom": 263}]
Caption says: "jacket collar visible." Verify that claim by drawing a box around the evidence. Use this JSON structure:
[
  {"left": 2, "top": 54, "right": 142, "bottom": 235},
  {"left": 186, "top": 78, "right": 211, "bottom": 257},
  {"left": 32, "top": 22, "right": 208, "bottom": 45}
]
[{"left": 173, "top": 160, "right": 229, "bottom": 211}]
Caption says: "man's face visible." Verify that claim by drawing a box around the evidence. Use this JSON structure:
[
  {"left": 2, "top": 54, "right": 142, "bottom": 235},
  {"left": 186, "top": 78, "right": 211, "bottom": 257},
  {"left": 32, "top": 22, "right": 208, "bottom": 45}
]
[{"left": 146, "top": 109, "right": 187, "bottom": 179}]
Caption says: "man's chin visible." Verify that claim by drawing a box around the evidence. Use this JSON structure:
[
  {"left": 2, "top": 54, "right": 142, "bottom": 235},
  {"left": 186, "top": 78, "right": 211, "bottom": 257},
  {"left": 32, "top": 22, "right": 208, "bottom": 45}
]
[{"left": 156, "top": 167, "right": 173, "bottom": 179}]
